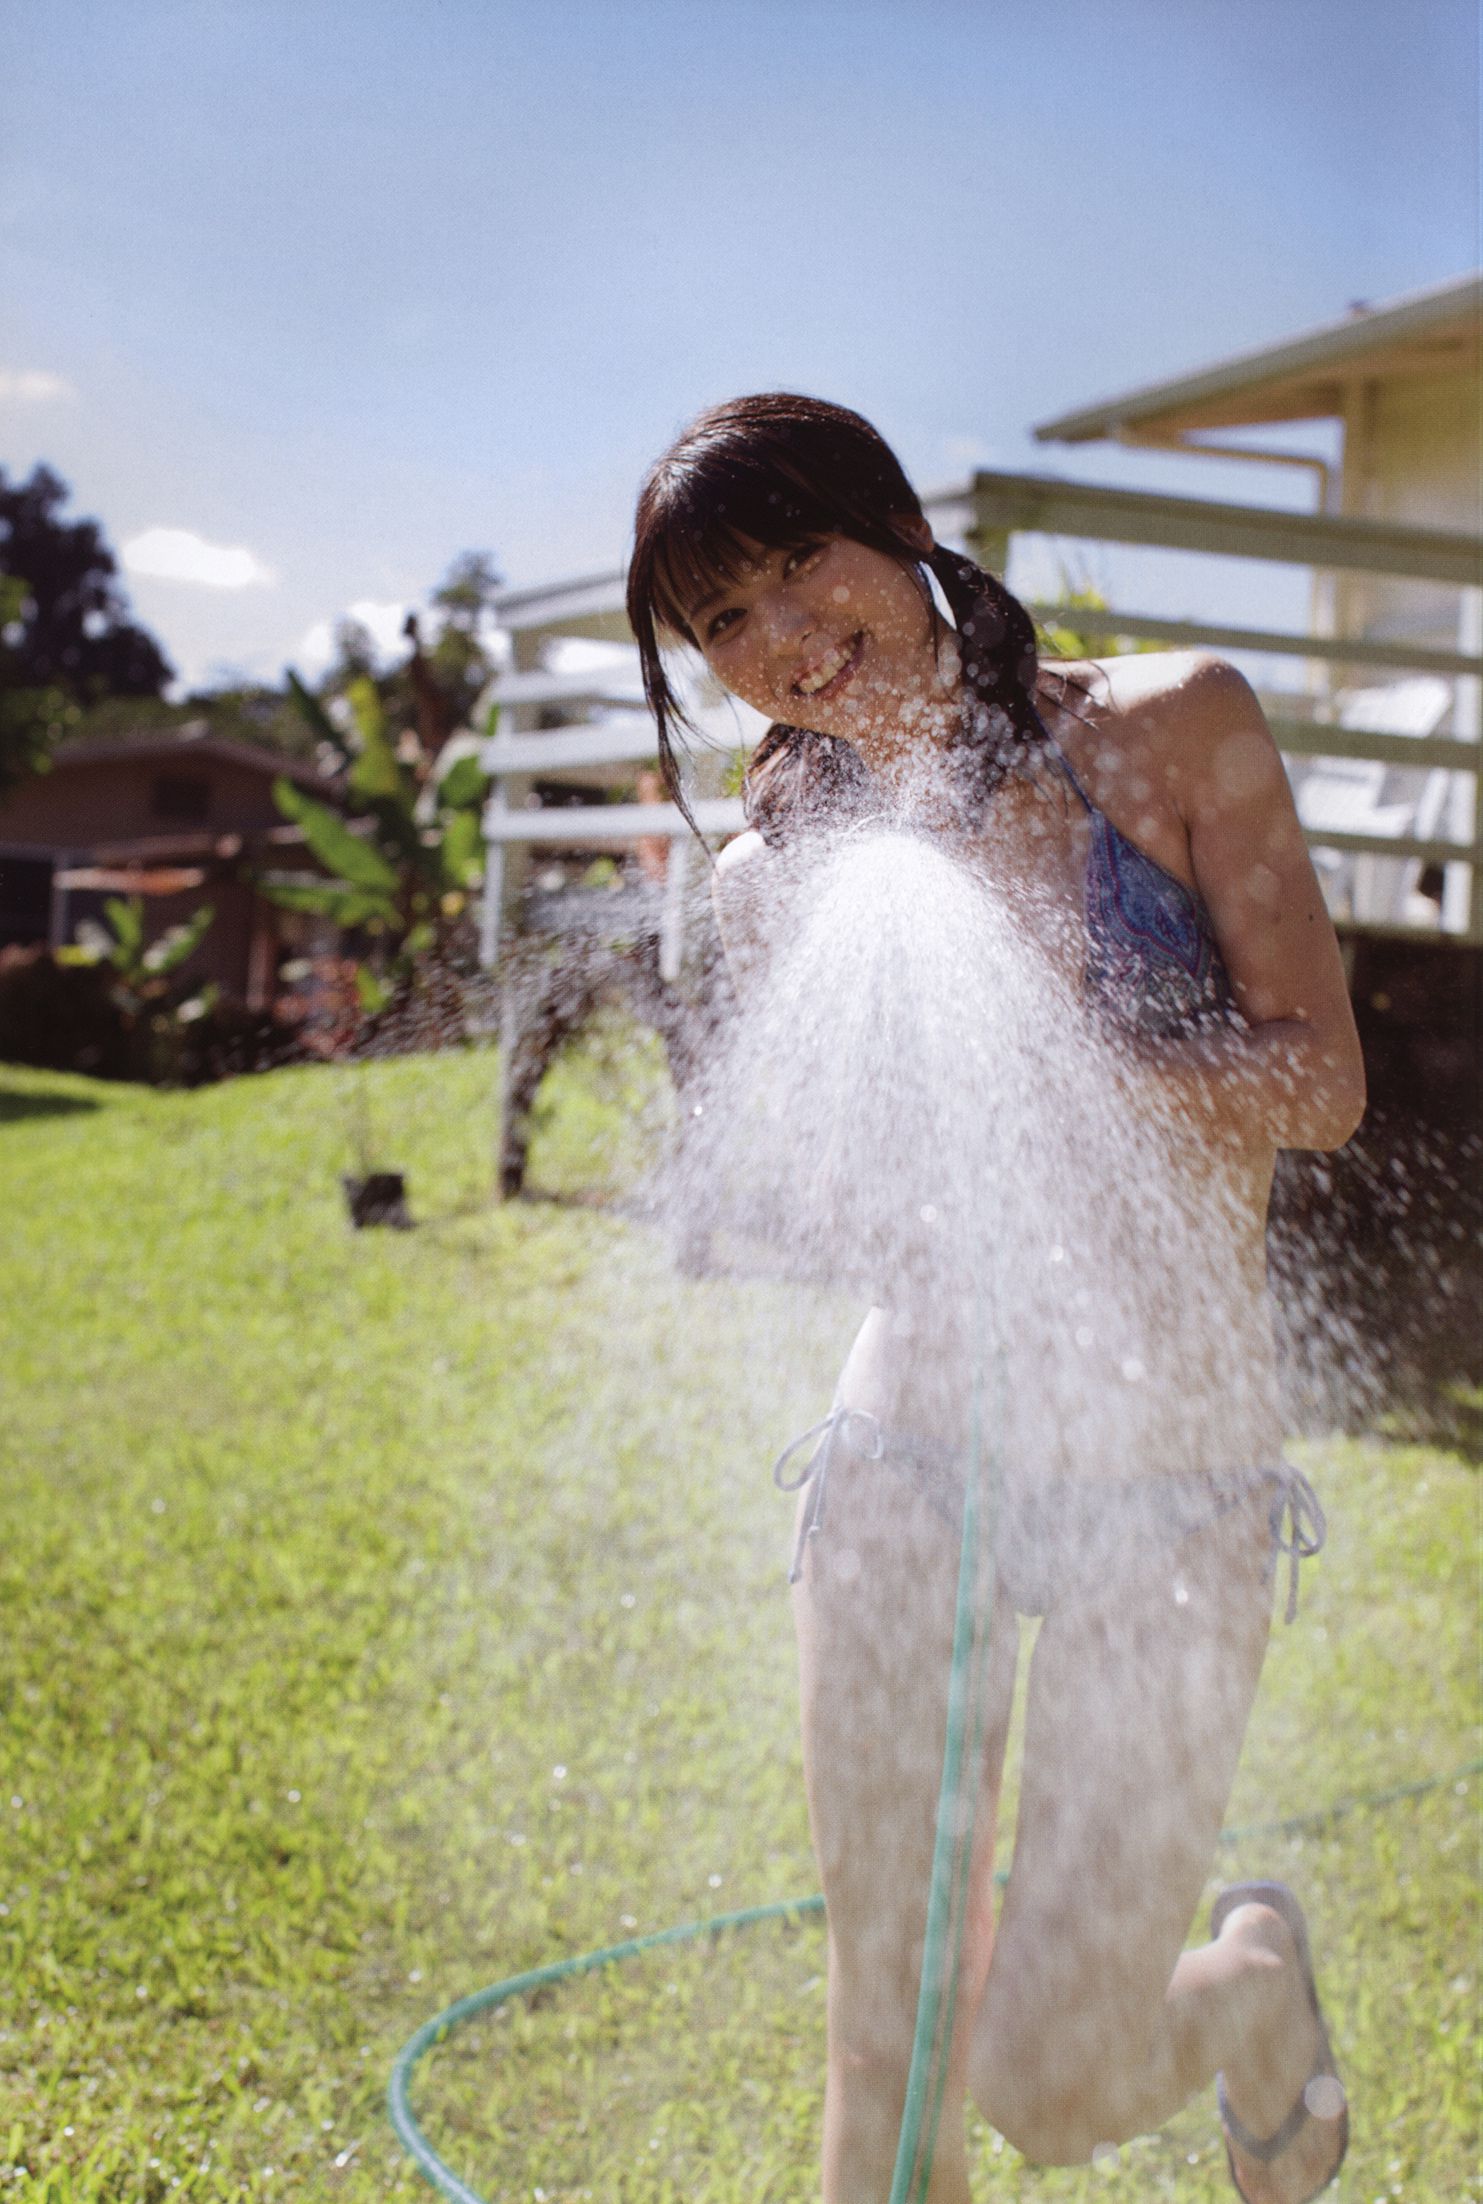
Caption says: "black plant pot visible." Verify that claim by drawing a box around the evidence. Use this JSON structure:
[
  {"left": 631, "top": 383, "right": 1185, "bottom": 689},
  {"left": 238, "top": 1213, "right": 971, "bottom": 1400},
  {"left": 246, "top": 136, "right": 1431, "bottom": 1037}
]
[{"left": 341, "top": 1172, "right": 412, "bottom": 1229}]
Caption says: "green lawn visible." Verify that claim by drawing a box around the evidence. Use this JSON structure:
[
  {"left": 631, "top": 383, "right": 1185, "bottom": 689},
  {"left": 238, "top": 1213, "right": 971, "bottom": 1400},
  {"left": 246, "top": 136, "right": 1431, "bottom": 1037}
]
[{"left": 0, "top": 1049, "right": 1476, "bottom": 2203}]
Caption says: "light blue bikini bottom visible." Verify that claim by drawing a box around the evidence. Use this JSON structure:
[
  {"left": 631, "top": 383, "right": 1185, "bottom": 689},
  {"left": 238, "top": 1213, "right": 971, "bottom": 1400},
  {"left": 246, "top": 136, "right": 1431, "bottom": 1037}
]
[{"left": 773, "top": 1408, "right": 1325, "bottom": 1624}]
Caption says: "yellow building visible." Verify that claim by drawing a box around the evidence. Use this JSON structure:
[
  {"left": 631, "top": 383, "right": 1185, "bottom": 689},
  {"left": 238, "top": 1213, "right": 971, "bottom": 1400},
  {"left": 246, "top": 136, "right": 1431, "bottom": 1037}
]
[
  {"left": 1034, "top": 270, "right": 1481, "bottom": 682},
  {"left": 1035, "top": 273, "right": 1482, "bottom": 939}
]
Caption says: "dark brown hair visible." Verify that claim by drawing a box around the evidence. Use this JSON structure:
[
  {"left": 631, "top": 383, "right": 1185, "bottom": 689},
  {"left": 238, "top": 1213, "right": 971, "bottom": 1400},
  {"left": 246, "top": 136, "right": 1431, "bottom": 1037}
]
[{"left": 626, "top": 392, "right": 1055, "bottom": 847}]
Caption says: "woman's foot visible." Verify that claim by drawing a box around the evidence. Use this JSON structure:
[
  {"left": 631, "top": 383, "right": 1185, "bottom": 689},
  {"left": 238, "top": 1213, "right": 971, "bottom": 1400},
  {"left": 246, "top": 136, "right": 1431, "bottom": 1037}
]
[{"left": 1210, "top": 1886, "right": 1348, "bottom": 2204}]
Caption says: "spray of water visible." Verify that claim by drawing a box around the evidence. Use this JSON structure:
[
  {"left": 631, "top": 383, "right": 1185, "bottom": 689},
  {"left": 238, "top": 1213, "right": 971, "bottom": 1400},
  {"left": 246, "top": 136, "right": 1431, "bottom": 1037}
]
[
  {"left": 668, "top": 823, "right": 1280, "bottom": 1495},
  {"left": 642, "top": 821, "right": 1357, "bottom": 2178}
]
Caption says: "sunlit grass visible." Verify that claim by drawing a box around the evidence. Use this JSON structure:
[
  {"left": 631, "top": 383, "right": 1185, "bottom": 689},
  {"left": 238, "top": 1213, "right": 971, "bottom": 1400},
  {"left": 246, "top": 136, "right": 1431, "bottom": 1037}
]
[{"left": 0, "top": 1051, "right": 1476, "bottom": 2202}]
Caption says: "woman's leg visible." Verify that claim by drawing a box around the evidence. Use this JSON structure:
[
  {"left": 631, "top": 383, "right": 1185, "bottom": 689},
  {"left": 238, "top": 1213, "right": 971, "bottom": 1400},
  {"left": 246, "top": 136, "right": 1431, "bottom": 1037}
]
[
  {"left": 794, "top": 1423, "right": 1018, "bottom": 2203},
  {"left": 967, "top": 1486, "right": 1338, "bottom": 2195}
]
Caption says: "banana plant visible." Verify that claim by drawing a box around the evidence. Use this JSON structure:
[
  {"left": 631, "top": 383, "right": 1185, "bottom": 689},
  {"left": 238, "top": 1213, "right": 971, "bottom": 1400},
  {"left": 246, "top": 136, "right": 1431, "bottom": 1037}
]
[
  {"left": 61, "top": 894, "right": 216, "bottom": 1016},
  {"left": 259, "top": 673, "right": 492, "bottom": 1017},
  {"left": 56, "top": 894, "right": 217, "bottom": 1080}
]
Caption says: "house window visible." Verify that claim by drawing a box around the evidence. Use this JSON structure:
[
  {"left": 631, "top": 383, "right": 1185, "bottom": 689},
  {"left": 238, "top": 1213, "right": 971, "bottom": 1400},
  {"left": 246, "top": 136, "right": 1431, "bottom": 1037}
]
[
  {"left": 0, "top": 855, "right": 53, "bottom": 949},
  {"left": 151, "top": 774, "right": 210, "bottom": 824}
]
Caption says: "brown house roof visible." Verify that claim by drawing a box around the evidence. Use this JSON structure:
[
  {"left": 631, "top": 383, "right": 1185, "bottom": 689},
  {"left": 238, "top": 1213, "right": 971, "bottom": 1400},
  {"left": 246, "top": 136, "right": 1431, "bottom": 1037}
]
[{"left": 50, "top": 732, "right": 331, "bottom": 790}]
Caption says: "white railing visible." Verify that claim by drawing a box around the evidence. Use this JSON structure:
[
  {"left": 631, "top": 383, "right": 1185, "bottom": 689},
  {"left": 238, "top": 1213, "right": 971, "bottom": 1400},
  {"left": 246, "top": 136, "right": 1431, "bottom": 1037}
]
[{"left": 479, "top": 469, "right": 1483, "bottom": 961}]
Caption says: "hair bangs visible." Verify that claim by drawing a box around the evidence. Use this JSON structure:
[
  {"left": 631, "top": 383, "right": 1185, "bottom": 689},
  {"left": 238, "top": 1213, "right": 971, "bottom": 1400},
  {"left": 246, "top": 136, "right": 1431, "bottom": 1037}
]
[{"left": 645, "top": 448, "right": 848, "bottom": 644}]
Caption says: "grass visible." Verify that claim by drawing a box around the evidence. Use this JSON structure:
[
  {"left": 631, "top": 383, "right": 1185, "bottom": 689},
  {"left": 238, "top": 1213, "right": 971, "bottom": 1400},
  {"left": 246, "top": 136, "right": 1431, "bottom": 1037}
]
[{"left": 0, "top": 1045, "right": 1477, "bottom": 2203}]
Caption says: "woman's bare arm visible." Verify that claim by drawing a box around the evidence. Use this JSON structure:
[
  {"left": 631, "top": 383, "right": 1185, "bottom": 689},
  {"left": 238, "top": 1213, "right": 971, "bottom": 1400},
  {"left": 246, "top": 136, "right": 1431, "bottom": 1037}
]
[{"left": 1126, "top": 657, "right": 1365, "bottom": 1154}]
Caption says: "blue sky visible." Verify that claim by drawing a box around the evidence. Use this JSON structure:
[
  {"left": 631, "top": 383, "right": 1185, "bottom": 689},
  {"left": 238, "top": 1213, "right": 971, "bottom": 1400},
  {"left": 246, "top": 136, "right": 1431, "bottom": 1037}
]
[{"left": 2, "top": 0, "right": 1478, "bottom": 691}]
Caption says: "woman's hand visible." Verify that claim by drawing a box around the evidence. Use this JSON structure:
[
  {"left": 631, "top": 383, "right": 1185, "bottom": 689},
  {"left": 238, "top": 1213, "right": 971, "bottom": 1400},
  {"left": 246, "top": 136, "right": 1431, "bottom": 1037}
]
[{"left": 711, "top": 826, "right": 781, "bottom": 995}]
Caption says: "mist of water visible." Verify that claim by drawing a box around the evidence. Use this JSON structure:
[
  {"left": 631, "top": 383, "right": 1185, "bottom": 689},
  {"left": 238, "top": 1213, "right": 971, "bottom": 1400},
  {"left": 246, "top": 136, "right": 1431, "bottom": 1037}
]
[{"left": 662, "top": 824, "right": 1282, "bottom": 1495}]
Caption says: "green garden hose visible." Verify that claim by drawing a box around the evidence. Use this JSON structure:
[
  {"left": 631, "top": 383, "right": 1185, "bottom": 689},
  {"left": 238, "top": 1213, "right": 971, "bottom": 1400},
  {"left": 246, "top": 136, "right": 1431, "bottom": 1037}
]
[
  {"left": 388, "top": 1755, "right": 1481, "bottom": 2201},
  {"left": 390, "top": 1324, "right": 1004, "bottom": 2204},
  {"left": 387, "top": 1893, "right": 827, "bottom": 2204},
  {"left": 388, "top": 1296, "right": 1475, "bottom": 2203},
  {"left": 886, "top": 1334, "right": 1001, "bottom": 2204},
  {"left": 389, "top": 1271, "right": 1477, "bottom": 2202}
]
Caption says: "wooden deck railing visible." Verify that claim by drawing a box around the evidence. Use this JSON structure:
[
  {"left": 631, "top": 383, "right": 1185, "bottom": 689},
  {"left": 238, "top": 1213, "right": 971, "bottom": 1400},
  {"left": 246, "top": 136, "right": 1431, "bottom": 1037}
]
[{"left": 478, "top": 469, "right": 1483, "bottom": 961}]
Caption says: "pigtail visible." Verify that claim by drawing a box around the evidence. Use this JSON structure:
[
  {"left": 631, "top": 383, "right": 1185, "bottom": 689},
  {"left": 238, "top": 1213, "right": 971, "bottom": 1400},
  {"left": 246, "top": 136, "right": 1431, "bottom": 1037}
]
[{"left": 926, "top": 543, "right": 1047, "bottom": 789}]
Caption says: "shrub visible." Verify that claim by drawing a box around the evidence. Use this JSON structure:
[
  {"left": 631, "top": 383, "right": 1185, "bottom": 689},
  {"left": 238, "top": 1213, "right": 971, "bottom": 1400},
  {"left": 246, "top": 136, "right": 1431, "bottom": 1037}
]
[{"left": 0, "top": 944, "right": 297, "bottom": 1085}]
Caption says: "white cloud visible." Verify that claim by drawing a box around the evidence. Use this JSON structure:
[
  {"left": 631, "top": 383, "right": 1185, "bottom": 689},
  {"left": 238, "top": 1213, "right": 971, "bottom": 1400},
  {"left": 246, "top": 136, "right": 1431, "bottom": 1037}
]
[
  {"left": 123, "top": 527, "right": 275, "bottom": 590},
  {"left": 295, "top": 598, "right": 412, "bottom": 678},
  {"left": 0, "top": 369, "right": 75, "bottom": 404}
]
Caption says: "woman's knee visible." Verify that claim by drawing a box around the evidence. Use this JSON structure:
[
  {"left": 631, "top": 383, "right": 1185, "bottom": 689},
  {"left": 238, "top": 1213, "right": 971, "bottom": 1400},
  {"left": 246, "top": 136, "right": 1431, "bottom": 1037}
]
[
  {"left": 975, "top": 2076, "right": 1137, "bottom": 2167},
  {"left": 970, "top": 2016, "right": 1146, "bottom": 2166}
]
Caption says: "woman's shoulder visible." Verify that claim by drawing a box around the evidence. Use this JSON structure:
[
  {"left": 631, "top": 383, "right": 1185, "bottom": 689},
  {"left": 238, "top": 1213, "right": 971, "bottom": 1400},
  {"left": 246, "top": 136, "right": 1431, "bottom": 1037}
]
[
  {"left": 1070, "top": 648, "right": 1257, "bottom": 722},
  {"left": 1043, "top": 651, "right": 1281, "bottom": 854},
  {"left": 1052, "top": 651, "right": 1268, "bottom": 777}
]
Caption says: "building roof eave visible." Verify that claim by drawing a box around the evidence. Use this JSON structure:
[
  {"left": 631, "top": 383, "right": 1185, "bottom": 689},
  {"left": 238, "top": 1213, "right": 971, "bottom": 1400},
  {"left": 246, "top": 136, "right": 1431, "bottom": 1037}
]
[
  {"left": 1033, "top": 271, "right": 1483, "bottom": 445},
  {"left": 49, "top": 732, "right": 337, "bottom": 793}
]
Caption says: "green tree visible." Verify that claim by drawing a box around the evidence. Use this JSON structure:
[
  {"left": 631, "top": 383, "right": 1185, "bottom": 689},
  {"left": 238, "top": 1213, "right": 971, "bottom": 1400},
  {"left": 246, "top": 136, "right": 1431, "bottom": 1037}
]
[{"left": 0, "top": 464, "right": 173, "bottom": 792}]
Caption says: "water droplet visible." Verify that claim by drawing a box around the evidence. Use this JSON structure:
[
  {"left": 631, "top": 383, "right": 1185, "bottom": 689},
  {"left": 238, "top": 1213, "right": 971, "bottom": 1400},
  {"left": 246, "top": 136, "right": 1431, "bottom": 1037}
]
[
  {"left": 620, "top": 1913, "right": 637, "bottom": 1929},
  {"left": 1173, "top": 1582, "right": 1189, "bottom": 1606},
  {"left": 619, "top": 1592, "right": 636, "bottom": 1608},
  {"left": 552, "top": 1765, "right": 567, "bottom": 1780},
  {"left": 1304, "top": 2074, "right": 1346, "bottom": 2120},
  {"left": 1120, "top": 1356, "right": 1145, "bottom": 1383},
  {"left": 708, "top": 1873, "right": 722, "bottom": 1887}
]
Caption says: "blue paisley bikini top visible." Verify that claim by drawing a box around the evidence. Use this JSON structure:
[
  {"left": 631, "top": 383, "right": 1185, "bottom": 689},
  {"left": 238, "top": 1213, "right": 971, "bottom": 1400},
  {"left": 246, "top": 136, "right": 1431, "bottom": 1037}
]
[{"left": 1046, "top": 741, "right": 1237, "bottom": 1038}]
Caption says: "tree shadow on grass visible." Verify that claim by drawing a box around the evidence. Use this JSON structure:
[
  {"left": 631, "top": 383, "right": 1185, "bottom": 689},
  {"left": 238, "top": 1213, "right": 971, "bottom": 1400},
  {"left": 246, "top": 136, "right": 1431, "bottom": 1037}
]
[{"left": 0, "top": 1088, "right": 102, "bottom": 1124}]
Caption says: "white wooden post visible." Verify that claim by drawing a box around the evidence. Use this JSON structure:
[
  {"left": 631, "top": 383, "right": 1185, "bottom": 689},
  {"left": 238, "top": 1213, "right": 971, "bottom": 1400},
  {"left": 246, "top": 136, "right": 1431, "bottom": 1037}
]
[
  {"left": 477, "top": 783, "right": 507, "bottom": 969},
  {"left": 1453, "top": 584, "right": 1483, "bottom": 939},
  {"left": 658, "top": 828, "right": 691, "bottom": 984}
]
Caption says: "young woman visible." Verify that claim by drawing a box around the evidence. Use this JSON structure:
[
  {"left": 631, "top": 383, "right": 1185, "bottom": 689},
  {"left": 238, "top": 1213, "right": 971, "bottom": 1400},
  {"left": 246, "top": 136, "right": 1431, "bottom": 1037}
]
[{"left": 625, "top": 393, "right": 1363, "bottom": 2204}]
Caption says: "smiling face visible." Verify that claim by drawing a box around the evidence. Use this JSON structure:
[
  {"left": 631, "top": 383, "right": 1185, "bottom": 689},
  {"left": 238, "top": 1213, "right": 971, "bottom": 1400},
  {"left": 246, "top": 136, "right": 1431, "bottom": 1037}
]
[{"left": 684, "top": 531, "right": 958, "bottom": 772}]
